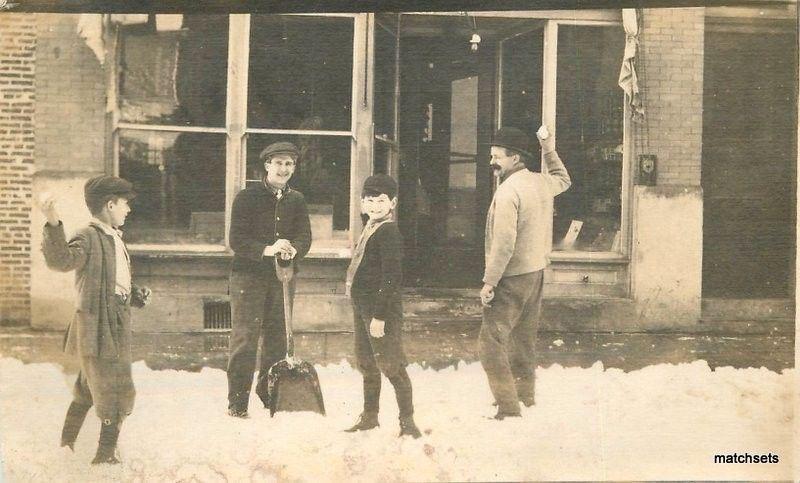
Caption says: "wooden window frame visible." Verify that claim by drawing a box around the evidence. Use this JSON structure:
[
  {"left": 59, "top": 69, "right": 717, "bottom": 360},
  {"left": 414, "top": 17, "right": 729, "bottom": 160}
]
[{"left": 111, "top": 13, "right": 370, "bottom": 258}]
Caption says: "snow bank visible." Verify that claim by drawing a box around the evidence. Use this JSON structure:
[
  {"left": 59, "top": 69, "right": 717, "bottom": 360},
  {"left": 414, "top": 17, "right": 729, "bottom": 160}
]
[{"left": 0, "top": 358, "right": 793, "bottom": 481}]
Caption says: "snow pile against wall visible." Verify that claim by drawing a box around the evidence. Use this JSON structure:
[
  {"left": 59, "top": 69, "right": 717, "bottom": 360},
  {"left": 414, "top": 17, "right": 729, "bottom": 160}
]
[{"left": 0, "top": 359, "right": 792, "bottom": 481}]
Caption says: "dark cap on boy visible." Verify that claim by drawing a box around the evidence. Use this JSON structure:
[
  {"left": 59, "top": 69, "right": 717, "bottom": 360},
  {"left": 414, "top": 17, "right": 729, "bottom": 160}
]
[
  {"left": 259, "top": 142, "right": 300, "bottom": 163},
  {"left": 361, "top": 174, "right": 398, "bottom": 199},
  {"left": 84, "top": 175, "right": 136, "bottom": 208}
]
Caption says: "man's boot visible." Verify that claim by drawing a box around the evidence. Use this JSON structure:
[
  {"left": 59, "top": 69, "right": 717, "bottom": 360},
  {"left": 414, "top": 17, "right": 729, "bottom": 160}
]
[
  {"left": 344, "top": 412, "right": 379, "bottom": 432},
  {"left": 491, "top": 409, "right": 522, "bottom": 420},
  {"left": 515, "top": 376, "right": 535, "bottom": 407},
  {"left": 398, "top": 415, "right": 422, "bottom": 439},
  {"left": 60, "top": 402, "right": 91, "bottom": 451},
  {"left": 91, "top": 418, "right": 121, "bottom": 465}
]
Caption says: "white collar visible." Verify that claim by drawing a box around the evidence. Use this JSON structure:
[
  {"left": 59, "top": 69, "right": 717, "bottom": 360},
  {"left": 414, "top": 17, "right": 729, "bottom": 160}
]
[{"left": 91, "top": 218, "right": 122, "bottom": 238}]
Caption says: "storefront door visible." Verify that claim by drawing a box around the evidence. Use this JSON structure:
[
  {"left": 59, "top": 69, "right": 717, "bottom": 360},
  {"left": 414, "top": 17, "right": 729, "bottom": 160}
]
[{"left": 385, "top": 15, "right": 544, "bottom": 287}]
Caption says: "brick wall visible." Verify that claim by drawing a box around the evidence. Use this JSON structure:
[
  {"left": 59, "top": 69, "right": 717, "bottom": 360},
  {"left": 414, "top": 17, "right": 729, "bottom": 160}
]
[
  {"left": 637, "top": 8, "right": 705, "bottom": 186},
  {"left": 0, "top": 14, "right": 36, "bottom": 324},
  {"left": 35, "top": 14, "right": 106, "bottom": 173}
]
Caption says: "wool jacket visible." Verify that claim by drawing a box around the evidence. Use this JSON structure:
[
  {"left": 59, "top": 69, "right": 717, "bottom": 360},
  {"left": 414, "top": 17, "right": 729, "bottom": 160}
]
[
  {"left": 350, "top": 221, "right": 403, "bottom": 321},
  {"left": 483, "top": 150, "right": 571, "bottom": 287},
  {"left": 229, "top": 181, "right": 312, "bottom": 274},
  {"left": 42, "top": 221, "right": 133, "bottom": 359}
]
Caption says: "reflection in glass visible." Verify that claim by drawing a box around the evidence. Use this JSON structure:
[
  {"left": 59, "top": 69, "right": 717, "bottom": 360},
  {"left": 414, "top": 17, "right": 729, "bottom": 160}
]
[
  {"left": 248, "top": 16, "right": 354, "bottom": 131},
  {"left": 118, "top": 16, "right": 229, "bottom": 127},
  {"left": 246, "top": 134, "right": 351, "bottom": 234},
  {"left": 446, "top": 76, "right": 478, "bottom": 247},
  {"left": 553, "top": 26, "right": 624, "bottom": 252},
  {"left": 374, "top": 15, "right": 398, "bottom": 139},
  {"left": 501, "top": 27, "right": 544, "bottom": 170},
  {"left": 118, "top": 130, "right": 226, "bottom": 244}
]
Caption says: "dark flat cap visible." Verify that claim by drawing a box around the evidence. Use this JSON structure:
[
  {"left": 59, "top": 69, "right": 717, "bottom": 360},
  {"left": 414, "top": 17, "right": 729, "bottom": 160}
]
[
  {"left": 491, "top": 127, "right": 533, "bottom": 159},
  {"left": 84, "top": 175, "right": 135, "bottom": 203},
  {"left": 260, "top": 142, "right": 300, "bottom": 162},
  {"left": 362, "top": 174, "right": 397, "bottom": 199}
]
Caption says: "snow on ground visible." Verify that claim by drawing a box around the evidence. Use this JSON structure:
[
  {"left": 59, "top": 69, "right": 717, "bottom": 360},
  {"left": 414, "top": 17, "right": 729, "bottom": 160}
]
[{"left": 0, "top": 357, "right": 793, "bottom": 481}]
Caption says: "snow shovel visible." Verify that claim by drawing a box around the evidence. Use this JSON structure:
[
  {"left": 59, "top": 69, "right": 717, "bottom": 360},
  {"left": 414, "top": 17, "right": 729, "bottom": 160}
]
[{"left": 264, "top": 257, "right": 326, "bottom": 417}]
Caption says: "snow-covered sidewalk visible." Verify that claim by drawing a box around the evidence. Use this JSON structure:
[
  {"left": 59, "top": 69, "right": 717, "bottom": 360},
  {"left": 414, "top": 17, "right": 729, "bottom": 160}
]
[{"left": 0, "top": 357, "right": 793, "bottom": 481}]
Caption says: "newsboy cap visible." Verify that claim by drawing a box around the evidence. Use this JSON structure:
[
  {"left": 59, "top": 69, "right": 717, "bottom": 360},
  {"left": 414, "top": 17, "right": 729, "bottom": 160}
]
[
  {"left": 260, "top": 142, "right": 300, "bottom": 163},
  {"left": 361, "top": 174, "right": 398, "bottom": 199},
  {"left": 84, "top": 175, "right": 136, "bottom": 209},
  {"left": 491, "top": 127, "right": 533, "bottom": 159}
]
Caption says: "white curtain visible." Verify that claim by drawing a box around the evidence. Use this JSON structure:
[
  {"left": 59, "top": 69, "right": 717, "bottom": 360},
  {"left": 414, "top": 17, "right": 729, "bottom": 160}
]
[
  {"left": 77, "top": 14, "right": 104, "bottom": 64},
  {"left": 618, "top": 9, "right": 644, "bottom": 120}
]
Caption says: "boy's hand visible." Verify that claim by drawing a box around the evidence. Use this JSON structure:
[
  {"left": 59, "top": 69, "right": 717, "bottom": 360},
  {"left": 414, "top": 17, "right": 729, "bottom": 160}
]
[
  {"left": 279, "top": 244, "right": 297, "bottom": 260},
  {"left": 264, "top": 239, "right": 294, "bottom": 258},
  {"left": 369, "top": 318, "right": 385, "bottom": 338},
  {"left": 140, "top": 287, "right": 151, "bottom": 305},
  {"left": 131, "top": 286, "right": 152, "bottom": 308},
  {"left": 37, "top": 192, "right": 60, "bottom": 226},
  {"left": 480, "top": 283, "right": 495, "bottom": 307}
]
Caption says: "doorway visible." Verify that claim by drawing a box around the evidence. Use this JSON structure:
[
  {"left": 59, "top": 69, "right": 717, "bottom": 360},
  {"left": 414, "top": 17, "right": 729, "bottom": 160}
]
[
  {"left": 702, "top": 28, "right": 797, "bottom": 298},
  {"left": 389, "top": 14, "right": 544, "bottom": 287}
]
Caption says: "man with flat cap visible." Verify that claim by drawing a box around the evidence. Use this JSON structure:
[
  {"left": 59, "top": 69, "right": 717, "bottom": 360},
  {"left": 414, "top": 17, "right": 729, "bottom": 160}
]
[
  {"left": 226, "top": 141, "right": 312, "bottom": 417},
  {"left": 39, "top": 175, "right": 151, "bottom": 464},
  {"left": 480, "top": 125, "right": 571, "bottom": 420}
]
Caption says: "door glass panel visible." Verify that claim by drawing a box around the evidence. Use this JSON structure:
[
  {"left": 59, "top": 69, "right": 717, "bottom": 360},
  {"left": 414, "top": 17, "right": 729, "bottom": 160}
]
[
  {"left": 553, "top": 25, "right": 624, "bottom": 252},
  {"left": 374, "top": 15, "right": 398, "bottom": 140},
  {"left": 447, "top": 75, "right": 478, "bottom": 246}
]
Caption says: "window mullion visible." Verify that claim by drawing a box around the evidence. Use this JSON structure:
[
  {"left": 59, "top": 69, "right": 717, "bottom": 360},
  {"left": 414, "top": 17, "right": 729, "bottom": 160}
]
[
  {"left": 226, "top": 14, "right": 250, "bottom": 248},
  {"left": 542, "top": 20, "right": 558, "bottom": 255},
  {"left": 350, "top": 13, "right": 373, "bottom": 247}
]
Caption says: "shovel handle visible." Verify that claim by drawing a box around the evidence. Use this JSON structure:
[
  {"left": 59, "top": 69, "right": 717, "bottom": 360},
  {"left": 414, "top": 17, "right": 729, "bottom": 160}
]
[{"left": 275, "top": 257, "right": 294, "bottom": 357}]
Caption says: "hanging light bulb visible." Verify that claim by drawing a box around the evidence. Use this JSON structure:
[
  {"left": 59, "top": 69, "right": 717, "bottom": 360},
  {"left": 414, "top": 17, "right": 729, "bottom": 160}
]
[{"left": 470, "top": 32, "right": 481, "bottom": 52}]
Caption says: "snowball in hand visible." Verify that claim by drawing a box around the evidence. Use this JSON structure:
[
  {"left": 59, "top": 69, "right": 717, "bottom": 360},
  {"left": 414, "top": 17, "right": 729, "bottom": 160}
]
[{"left": 537, "top": 125, "right": 550, "bottom": 140}]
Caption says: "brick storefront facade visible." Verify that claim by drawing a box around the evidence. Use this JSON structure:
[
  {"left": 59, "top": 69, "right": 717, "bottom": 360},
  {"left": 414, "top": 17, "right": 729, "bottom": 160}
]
[
  {"left": 639, "top": 7, "right": 705, "bottom": 186},
  {"left": 0, "top": 10, "right": 794, "bottom": 329},
  {"left": 0, "top": 14, "right": 36, "bottom": 324}
]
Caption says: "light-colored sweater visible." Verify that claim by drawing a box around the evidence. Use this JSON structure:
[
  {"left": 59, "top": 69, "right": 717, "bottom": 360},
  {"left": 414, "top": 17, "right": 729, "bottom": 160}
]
[{"left": 483, "top": 150, "right": 571, "bottom": 287}]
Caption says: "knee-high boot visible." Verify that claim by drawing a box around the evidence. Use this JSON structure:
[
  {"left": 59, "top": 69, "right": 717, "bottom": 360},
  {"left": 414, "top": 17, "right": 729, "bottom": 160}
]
[
  {"left": 60, "top": 401, "right": 92, "bottom": 451},
  {"left": 91, "top": 418, "right": 121, "bottom": 465}
]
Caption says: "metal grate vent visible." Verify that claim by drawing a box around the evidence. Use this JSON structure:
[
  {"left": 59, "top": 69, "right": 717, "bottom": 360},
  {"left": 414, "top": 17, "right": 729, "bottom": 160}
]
[{"left": 203, "top": 300, "right": 231, "bottom": 330}]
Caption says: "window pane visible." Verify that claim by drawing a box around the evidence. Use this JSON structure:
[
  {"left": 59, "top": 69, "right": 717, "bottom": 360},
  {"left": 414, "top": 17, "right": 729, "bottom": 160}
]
[
  {"left": 501, "top": 27, "right": 544, "bottom": 172},
  {"left": 119, "top": 130, "right": 226, "bottom": 244},
  {"left": 119, "top": 15, "right": 229, "bottom": 127},
  {"left": 246, "top": 134, "right": 351, "bottom": 235},
  {"left": 553, "top": 25, "right": 624, "bottom": 252},
  {"left": 447, "top": 76, "right": 478, "bottom": 247},
  {"left": 374, "top": 15, "right": 398, "bottom": 139},
  {"left": 248, "top": 15, "right": 354, "bottom": 131},
  {"left": 374, "top": 139, "right": 390, "bottom": 175}
]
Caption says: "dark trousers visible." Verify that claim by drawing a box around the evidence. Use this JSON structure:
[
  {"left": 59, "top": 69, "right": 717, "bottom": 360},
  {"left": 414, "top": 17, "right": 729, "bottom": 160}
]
[
  {"left": 479, "top": 270, "right": 543, "bottom": 414},
  {"left": 227, "top": 270, "right": 292, "bottom": 410},
  {"left": 72, "top": 300, "right": 135, "bottom": 422},
  {"left": 352, "top": 293, "right": 413, "bottom": 418}
]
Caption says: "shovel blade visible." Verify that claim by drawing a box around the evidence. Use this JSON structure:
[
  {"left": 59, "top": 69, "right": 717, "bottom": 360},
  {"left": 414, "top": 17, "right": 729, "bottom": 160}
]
[{"left": 266, "top": 359, "right": 325, "bottom": 416}]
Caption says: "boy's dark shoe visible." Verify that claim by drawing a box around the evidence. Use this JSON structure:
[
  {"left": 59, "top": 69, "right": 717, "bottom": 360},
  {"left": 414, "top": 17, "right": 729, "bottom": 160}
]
[
  {"left": 227, "top": 406, "right": 249, "bottom": 418},
  {"left": 398, "top": 415, "right": 422, "bottom": 439},
  {"left": 344, "top": 412, "right": 379, "bottom": 432},
  {"left": 91, "top": 418, "right": 121, "bottom": 465},
  {"left": 492, "top": 395, "right": 534, "bottom": 408},
  {"left": 60, "top": 401, "right": 91, "bottom": 451}
]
